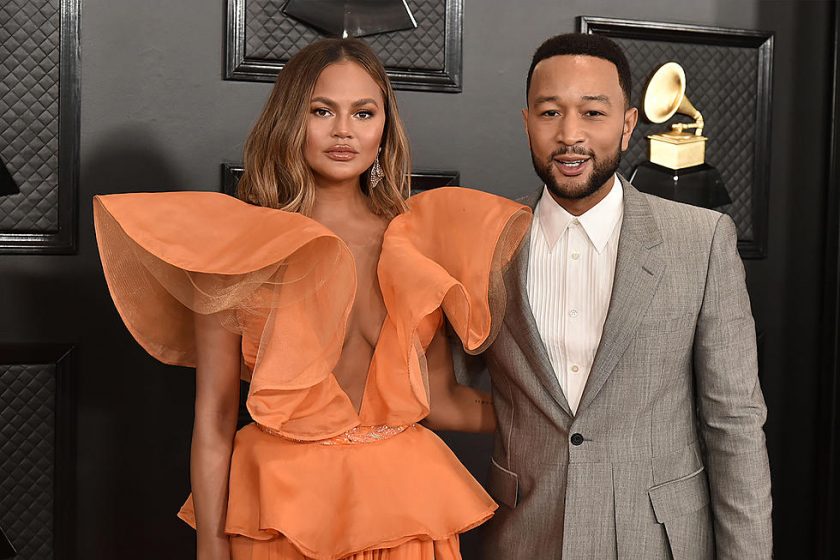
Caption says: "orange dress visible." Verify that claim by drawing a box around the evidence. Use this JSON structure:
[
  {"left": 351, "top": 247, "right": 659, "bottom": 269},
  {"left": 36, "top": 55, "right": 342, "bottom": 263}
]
[{"left": 93, "top": 187, "right": 531, "bottom": 560}]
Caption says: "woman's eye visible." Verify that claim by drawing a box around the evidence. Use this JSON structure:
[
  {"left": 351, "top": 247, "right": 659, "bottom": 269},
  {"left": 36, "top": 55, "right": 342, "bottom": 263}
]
[
  {"left": 313, "top": 108, "right": 332, "bottom": 117},
  {"left": 356, "top": 110, "right": 374, "bottom": 119}
]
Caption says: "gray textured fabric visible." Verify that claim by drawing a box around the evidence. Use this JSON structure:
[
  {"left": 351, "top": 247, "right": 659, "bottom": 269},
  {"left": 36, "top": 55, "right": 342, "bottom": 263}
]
[{"left": 478, "top": 177, "right": 772, "bottom": 559}]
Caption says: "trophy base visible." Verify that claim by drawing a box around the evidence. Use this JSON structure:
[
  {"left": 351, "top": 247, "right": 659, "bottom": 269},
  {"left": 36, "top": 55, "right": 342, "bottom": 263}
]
[
  {"left": 648, "top": 132, "right": 706, "bottom": 169},
  {"left": 629, "top": 161, "right": 731, "bottom": 209}
]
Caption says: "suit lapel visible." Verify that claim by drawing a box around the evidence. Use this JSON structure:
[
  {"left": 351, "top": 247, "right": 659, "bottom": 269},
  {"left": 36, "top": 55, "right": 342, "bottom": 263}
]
[
  {"left": 577, "top": 178, "right": 665, "bottom": 413},
  {"left": 505, "top": 188, "right": 574, "bottom": 417}
]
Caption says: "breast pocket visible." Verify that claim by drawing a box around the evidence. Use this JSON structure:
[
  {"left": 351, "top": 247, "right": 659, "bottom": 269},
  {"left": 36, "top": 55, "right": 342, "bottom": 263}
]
[
  {"left": 648, "top": 467, "right": 714, "bottom": 559},
  {"left": 488, "top": 457, "right": 519, "bottom": 509},
  {"left": 634, "top": 312, "right": 696, "bottom": 341}
]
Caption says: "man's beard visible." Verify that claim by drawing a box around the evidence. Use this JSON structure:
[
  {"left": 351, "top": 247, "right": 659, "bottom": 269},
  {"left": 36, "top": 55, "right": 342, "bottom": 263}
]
[{"left": 531, "top": 143, "right": 622, "bottom": 201}]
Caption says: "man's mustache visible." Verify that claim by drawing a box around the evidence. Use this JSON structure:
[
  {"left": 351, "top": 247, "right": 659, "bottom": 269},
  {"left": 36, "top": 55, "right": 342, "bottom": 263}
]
[{"left": 549, "top": 146, "right": 594, "bottom": 159}]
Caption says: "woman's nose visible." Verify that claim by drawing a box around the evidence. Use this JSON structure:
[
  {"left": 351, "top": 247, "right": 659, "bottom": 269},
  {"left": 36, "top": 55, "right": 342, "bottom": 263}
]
[{"left": 332, "top": 114, "right": 353, "bottom": 139}]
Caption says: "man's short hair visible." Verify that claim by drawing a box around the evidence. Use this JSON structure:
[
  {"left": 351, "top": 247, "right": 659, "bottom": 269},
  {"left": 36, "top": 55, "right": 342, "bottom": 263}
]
[{"left": 526, "top": 33, "right": 632, "bottom": 106}]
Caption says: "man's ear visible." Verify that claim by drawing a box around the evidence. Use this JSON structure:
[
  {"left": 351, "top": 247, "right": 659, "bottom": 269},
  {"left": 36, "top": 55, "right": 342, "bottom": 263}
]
[
  {"left": 621, "top": 106, "right": 639, "bottom": 151},
  {"left": 522, "top": 107, "right": 530, "bottom": 139}
]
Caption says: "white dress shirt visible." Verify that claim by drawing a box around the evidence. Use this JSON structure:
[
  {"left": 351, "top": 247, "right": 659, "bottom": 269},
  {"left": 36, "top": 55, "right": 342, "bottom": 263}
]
[{"left": 526, "top": 176, "right": 624, "bottom": 414}]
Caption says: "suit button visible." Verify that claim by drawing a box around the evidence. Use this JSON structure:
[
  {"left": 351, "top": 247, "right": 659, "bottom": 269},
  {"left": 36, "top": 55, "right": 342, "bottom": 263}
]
[{"left": 570, "top": 433, "right": 584, "bottom": 446}]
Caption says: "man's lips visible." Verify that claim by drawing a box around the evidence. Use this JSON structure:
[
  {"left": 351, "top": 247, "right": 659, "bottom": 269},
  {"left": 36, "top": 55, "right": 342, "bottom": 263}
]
[{"left": 552, "top": 156, "right": 591, "bottom": 177}]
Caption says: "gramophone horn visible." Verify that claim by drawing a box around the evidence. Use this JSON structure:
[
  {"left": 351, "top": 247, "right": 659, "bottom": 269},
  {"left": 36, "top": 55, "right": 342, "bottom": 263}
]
[{"left": 643, "top": 62, "right": 701, "bottom": 123}]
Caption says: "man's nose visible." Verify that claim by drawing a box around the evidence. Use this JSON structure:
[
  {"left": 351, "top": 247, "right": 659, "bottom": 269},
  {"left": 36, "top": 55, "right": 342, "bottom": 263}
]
[{"left": 555, "top": 115, "right": 585, "bottom": 146}]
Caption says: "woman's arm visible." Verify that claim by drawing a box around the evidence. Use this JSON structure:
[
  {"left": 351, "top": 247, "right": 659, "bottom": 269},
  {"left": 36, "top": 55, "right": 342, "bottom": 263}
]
[
  {"left": 192, "top": 312, "right": 242, "bottom": 560},
  {"left": 423, "top": 324, "right": 496, "bottom": 433}
]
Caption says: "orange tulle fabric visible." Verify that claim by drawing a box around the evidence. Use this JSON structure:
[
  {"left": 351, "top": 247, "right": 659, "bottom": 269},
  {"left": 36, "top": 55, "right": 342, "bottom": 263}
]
[{"left": 93, "top": 187, "right": 530, "bottom": 559}]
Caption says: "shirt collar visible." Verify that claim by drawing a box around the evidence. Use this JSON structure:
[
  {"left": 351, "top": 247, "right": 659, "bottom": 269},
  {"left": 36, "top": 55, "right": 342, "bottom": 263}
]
[{"left": 535, "top": 175, "right": 624, "bottom": 254}]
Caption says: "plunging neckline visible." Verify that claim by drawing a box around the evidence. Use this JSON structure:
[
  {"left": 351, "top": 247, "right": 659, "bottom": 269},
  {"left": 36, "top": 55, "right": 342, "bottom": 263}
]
[{"left": 329, "top": 232, "right": 390, "bottom": 419}]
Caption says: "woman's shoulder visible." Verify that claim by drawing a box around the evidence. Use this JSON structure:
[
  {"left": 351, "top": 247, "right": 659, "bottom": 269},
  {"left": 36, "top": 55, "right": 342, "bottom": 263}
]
[
  {"left": 386, "top": 186, "right": 531, "bottom": 250},
  {"left": 404, "top": 186, "right": 527, "bottom": 215},
  {"left": 93, "top": 191, "right": 335, "bottom": 275}
]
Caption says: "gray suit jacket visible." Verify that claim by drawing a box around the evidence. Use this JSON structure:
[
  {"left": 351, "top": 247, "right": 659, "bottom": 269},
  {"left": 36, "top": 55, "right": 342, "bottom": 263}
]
[{"left": 479, "top": 177, "right": 772, "bottom": 559}]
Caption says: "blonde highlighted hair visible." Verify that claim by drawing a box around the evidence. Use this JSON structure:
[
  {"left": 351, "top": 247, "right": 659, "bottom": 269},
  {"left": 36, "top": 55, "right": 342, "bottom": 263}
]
[{"left": 237, "top": 38, "right": 411, "bottom": 218}]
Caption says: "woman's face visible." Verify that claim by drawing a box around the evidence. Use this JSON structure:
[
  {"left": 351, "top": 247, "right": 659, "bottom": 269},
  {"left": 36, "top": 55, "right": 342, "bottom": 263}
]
[{"left": 304, "top": 61, "right": 386, "bottom": 189}]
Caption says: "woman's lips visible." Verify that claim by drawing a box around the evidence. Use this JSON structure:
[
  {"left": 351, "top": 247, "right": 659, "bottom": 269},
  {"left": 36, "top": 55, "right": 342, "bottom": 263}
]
[
  {"left": 553, "top": 157, "right": 590, "bottom": 177},
  {"left": 325, "top": 146, "right": 358, "bottom": 161}
]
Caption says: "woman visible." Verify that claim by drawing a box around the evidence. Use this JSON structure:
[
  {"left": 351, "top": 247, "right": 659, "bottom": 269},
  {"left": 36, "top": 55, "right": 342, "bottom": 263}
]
[{"left": 94, "top": 39, "right": 530, "bottom": 559}]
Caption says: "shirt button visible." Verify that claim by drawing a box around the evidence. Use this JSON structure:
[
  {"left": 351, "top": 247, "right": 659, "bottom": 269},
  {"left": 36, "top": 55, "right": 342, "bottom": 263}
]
[
  {"left": 571, "top": 252, "right": 580, "bottom": 260},
  {"left": 570, "top": 365, "right": 579, "bottom": 373},
  {"left": 568, "top": 309, "right": 578, "bottom": 318},
  {"left": 570, "top": 433, "right": 584, "bottom": 446}
]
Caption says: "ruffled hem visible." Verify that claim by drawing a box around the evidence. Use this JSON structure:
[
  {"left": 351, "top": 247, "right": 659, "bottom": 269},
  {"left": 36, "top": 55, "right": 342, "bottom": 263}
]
[
  {"left": 228, "top": 532, "right": 462, "bottom": 560},
  {"left": 177, "top": 424, "right": 496, "bottom": 560}
]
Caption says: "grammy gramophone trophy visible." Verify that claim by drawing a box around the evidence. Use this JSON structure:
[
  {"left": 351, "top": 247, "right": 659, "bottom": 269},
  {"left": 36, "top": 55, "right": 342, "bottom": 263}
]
[{"left": 630, "top": 62, "right": 731, "bottom": 209}]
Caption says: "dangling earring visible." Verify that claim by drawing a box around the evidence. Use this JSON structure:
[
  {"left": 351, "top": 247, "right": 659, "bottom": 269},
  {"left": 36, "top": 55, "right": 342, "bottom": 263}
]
[{"left": 368, "top": 150, "right": 384, "bottom": 191}]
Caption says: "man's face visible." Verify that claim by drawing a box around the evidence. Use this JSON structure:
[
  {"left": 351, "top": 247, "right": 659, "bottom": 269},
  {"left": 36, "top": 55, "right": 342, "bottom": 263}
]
[{"left": 523, "top": 55, "right": 637, "bottom": 202}]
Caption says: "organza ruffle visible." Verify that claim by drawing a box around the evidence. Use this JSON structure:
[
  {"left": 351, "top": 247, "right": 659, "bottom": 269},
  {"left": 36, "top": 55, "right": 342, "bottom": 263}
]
[
  {"left": 380, "top": 187, "right": 530, "bottom": 353},
  {"left": 357, "top": 187, "right": 530, "bottom": 425},
  {"left": 93, "top": 192, "right": 360, "bottom": 439}
]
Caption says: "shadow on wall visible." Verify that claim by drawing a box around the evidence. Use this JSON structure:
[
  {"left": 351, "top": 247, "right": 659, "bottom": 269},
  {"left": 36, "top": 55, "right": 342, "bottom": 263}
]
[
  {"left": 75, "top": 125, "right": 200, "bottom": 558},
  {"left": 82, "top": 125, "right": 187, "bottom": 195}
]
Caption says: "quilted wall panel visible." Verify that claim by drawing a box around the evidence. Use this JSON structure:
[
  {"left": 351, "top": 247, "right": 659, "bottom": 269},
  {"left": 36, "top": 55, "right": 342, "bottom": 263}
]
[
  {"left": 0, "top": 363, "right": 56, "bottom": 560},
  {"left": 245, "top": 0, "right": 446, "bottom": 71},
  {"left": 0, "top": 0, "right": 61, "bottom": 232},
  {"left": 614, "top": 38, "right": 759, "bottom": 240}
]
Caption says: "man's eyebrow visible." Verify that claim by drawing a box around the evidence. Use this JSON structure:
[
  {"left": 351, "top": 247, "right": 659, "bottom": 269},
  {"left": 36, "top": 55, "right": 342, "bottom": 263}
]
[
  {"left": 532, "top": 95, "right": 612, "bottom": 106},
  {"left": 581, "top": 94, "right": 612, "bottom": 106}
]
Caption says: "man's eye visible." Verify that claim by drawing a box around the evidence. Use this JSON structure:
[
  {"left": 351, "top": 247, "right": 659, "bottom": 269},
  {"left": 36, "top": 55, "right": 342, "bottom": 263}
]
[
  {"left": 541, "top": 110, "right": 560, "bottom": 117},
  {"left": 585, "top": 110, "right": 605, "bottom": 117}
]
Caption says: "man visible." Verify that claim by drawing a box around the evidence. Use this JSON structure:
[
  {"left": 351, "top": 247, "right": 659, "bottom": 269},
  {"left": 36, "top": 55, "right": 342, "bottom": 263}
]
[{"left": 479, "top": 34, "right": 772, "bottom": 559}]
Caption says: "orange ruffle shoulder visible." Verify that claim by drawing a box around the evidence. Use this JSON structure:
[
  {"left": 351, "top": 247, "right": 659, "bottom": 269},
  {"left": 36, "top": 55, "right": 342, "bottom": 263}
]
[{"left": 93, "top": 187, "right": 530, "bottom": 559}]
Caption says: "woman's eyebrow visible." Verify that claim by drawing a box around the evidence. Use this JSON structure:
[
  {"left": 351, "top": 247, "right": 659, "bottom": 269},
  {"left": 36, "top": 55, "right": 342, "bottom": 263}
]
[
  {"left": 352, "top": 98, "right": 380, "bottom": 108},
  {"left": 310, "top": 97, "right": 380, "bottom": 108},
  {"left": 310, "top": 96, "right": 337, "bottom": 107}
]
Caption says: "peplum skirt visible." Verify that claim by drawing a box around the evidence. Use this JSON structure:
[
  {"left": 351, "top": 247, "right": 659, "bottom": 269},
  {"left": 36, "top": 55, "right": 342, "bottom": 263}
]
[{"left": 178, "top": 423, "right": 496, "bottom": 560}]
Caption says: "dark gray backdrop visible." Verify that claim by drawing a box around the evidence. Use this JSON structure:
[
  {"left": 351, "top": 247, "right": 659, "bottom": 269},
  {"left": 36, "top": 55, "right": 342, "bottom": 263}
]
[{"left": 0, "top": 0, "right": 834, "bottom": 558}]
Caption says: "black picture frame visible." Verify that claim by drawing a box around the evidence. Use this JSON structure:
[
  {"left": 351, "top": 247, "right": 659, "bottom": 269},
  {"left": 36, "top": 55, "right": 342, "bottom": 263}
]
[
  {"left": 0, "top": 0, "right": 80, "bottom": 254},
  {"left": 225, "top": 0, "right": 463, "bottom": 92},
  {"left": 818, "top": 4, "right": 840, "bottom": 557},
  {"left": 221, "top": 163, "right": 459, "bottom": 196},
  {"left": 0, "top": 344, "right": 76, "bottom": 560},
  {"left": 579, "top": 16, "right": 774, "bottom": 259}
]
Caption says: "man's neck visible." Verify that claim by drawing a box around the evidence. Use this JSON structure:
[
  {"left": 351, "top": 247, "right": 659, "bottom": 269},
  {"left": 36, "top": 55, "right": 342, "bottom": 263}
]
[{"left": 548, "top": 175, "right": 617, "bottom": 216}]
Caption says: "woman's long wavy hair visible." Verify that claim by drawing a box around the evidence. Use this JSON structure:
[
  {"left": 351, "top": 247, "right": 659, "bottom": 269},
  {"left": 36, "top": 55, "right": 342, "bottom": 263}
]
[{"left": 237, "top": 38, "right": 411, "bottom": 219}]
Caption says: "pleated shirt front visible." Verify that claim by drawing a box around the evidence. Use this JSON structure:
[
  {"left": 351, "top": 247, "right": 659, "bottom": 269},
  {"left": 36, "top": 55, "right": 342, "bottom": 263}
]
[{"left": 526, "top": 176, "right": 623, "bottom": 414}]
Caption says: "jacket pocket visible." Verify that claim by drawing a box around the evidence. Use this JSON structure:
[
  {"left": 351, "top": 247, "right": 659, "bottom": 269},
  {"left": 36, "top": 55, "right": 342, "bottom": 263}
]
[
  {"left": 488, "top": 457, "right": 519, "bottom": 509},
  {"left": 648, "top": 467, "right": 713, "bottom": 559},
  {"left": 634, "top": 312, "right": 695, "bottom": 340}
]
